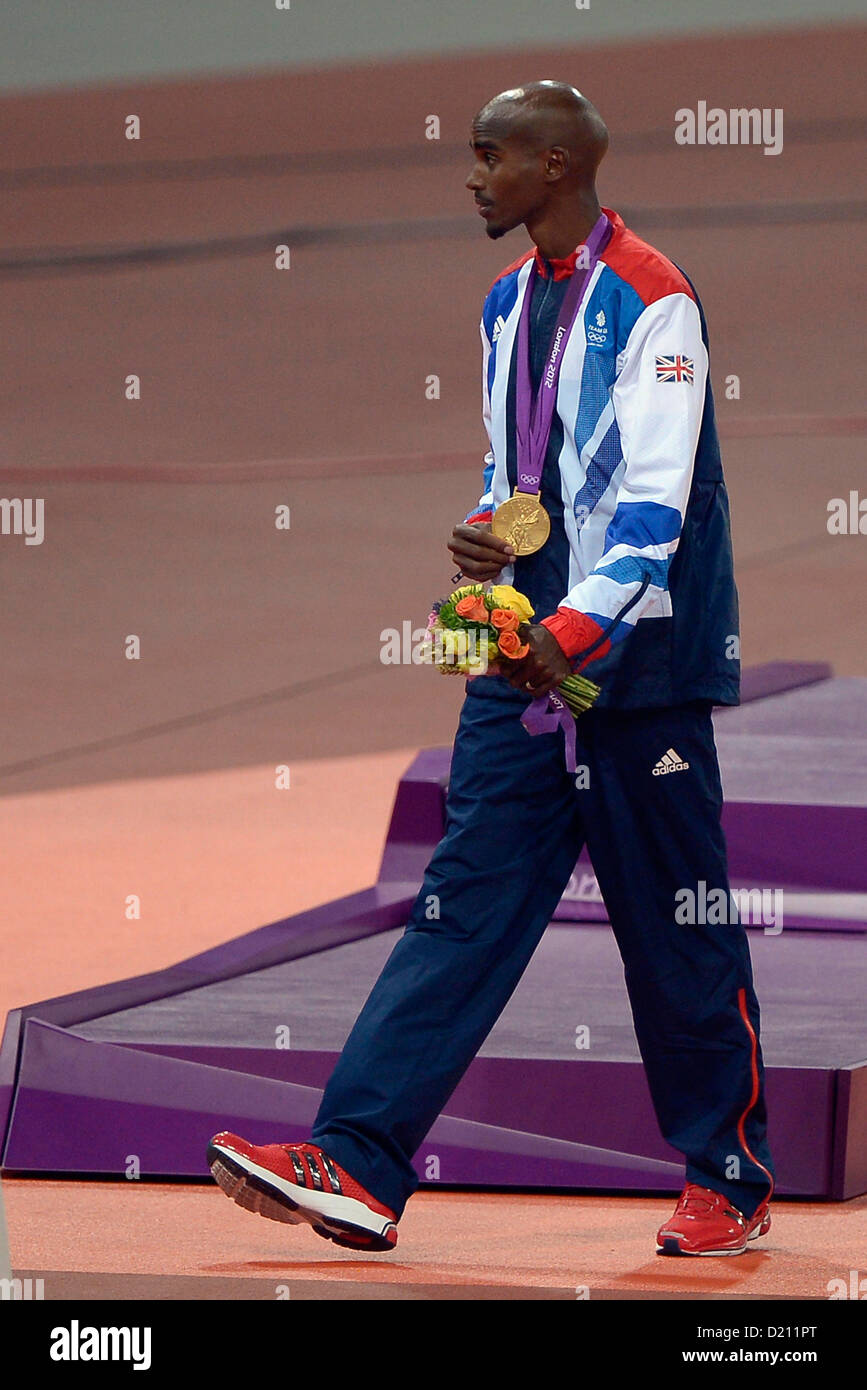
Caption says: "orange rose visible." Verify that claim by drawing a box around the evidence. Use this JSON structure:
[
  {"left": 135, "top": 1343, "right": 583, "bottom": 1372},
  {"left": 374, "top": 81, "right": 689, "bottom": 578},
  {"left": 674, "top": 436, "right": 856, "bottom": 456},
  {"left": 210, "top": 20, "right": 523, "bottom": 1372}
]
[
  {"left": 490, "top": 608, "right": 519, "bottom": 632},
  {"left": 497, "top": 630, "right": 530, "bottom": 660},
  {"left": 454, "top": 595, "right": 488, "bottom": 623}
]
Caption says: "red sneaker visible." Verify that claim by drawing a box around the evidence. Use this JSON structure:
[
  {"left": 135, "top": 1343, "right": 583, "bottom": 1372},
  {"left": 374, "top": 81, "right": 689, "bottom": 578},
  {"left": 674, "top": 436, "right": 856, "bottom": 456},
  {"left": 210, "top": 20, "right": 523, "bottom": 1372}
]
[
  {"left": 207, "top": 1132, "right": 398, "bottom": 1252},
  {"left": 656, "top": 1183, "right": 771, "bottom": 1256}
]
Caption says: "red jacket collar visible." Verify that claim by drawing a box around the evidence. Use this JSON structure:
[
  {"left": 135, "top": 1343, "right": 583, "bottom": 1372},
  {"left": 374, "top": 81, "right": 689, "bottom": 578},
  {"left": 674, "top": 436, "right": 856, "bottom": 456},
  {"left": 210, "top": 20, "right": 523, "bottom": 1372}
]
[{"left": 533, "top": 207, "right": 622, "bottom": 279}]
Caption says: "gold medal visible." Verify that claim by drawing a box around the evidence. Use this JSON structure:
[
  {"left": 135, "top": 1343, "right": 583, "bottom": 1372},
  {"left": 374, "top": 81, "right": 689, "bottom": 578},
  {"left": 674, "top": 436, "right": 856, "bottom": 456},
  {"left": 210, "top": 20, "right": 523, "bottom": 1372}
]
[{"left": 490, "top": 489, "right": 551, "bottom": 556}]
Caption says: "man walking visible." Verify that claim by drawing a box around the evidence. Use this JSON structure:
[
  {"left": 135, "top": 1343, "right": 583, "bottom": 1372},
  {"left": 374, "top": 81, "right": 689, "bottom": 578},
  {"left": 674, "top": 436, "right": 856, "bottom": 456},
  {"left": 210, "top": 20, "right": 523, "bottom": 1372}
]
[{"left": 209, "top": 82, "right": 775, "bottom": 1257}]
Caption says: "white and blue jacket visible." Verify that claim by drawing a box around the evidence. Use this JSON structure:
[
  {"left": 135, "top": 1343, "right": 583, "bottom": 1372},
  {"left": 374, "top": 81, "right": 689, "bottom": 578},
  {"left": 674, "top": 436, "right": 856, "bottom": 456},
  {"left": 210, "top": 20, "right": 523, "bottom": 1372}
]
[{"left": 466, "top": 207, "right": 739, "bottom": 708}]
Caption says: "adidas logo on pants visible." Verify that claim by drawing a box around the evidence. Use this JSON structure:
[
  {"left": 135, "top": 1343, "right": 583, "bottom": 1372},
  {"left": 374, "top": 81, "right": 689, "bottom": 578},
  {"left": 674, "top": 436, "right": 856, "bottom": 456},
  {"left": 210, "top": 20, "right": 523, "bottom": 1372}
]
[{"left": 653, "top": 747, "right": 690, "bottom": 775}]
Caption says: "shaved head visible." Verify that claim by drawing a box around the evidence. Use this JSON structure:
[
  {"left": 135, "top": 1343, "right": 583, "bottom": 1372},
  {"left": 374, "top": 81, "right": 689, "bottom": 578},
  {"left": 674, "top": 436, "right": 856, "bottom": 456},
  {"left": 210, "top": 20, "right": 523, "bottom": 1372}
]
[
  {"left": 467, "top": 81, "right": 609, "bottom": 246},
  {"left": 474, "top": 81, "right": 609, "bottom": 182}
]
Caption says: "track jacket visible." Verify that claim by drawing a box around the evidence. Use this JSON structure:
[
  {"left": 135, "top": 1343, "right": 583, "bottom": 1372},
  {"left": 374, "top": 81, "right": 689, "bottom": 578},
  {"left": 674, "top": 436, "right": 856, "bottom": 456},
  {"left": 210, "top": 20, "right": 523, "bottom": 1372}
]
[{"left": 465, "top": 207, "right": 740, "bottom": 709}]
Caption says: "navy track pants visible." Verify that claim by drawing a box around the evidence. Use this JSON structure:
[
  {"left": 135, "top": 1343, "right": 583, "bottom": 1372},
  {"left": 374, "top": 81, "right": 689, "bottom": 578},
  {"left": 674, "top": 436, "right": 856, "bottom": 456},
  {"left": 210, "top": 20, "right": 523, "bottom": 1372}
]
[{"left": 312, "top": 682, "right": 775, "bottom": 1221}]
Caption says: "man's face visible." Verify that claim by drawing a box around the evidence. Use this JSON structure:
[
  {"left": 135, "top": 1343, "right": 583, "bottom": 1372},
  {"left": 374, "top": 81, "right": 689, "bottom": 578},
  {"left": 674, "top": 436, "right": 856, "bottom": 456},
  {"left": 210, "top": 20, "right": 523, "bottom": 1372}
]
[{"left": 466, "top": 118, "right": 548, "bottom": 240}]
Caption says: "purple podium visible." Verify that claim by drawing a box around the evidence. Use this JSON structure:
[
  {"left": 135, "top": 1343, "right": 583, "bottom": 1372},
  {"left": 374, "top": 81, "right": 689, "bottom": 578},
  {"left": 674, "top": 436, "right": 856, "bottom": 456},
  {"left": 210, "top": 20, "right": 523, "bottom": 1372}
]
[{"left": 2, "top": 663, "right": 865, "bottom": 1200}]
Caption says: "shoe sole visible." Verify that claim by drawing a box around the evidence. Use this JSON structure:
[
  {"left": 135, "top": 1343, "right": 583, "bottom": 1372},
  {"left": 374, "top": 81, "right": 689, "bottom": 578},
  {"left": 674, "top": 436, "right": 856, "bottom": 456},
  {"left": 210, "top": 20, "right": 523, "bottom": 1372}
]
[
  {"left": 207, "top": 1143, "right": 398, "bottom": 1253},
  {"left": 656, "top": 1214, "right": 771, "bottom": 1257}
]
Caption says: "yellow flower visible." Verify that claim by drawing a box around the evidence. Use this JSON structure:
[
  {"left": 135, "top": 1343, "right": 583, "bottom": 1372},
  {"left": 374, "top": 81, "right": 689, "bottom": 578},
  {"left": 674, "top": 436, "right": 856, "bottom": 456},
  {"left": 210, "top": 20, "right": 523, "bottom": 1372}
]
[
  {"left": 438, "top": 630, "right": 465, "bottom": 661},
  {"left": 465, "top": 639, "right": 498, "bottom": 676},
  {"left": 488, "top": 585, "right": 534, "bottom": 624},
  {"left": 433, "top": 628, "right": 497, "bottom": 676}
]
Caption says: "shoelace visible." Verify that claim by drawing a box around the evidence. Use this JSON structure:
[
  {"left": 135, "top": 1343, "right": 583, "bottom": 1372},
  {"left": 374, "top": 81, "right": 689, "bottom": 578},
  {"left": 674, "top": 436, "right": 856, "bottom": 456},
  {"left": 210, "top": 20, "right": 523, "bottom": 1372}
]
[
  {"left": 677, "top": 1185, "right": 721, "bottom": 1214},
  {"left": 678, "top": 1185, "right": 744, "bottom": 1224}
]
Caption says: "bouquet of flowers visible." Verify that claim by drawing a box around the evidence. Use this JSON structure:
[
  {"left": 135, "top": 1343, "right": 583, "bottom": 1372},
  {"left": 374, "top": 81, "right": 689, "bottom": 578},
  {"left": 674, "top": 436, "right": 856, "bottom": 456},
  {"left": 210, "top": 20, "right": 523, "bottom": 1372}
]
[{"left": 421, "top": 583, "right": 600, "bottom": 718}]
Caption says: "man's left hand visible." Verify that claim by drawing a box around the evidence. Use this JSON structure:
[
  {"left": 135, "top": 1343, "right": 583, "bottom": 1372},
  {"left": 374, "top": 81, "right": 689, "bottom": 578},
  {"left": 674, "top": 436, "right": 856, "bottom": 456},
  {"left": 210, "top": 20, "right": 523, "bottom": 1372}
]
[{"left": 501, "top": 624, "right": 572, "bottom": 698}]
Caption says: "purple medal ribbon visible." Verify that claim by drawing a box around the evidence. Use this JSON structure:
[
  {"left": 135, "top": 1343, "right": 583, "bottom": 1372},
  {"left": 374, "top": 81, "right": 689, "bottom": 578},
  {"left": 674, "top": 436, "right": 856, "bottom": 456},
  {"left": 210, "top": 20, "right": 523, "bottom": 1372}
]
[
  {"left": 514, "top": 211, "right": 612, "bottom": 494},
  {"left": 515, "top": 213, "right": 612, "bottom": 764}
]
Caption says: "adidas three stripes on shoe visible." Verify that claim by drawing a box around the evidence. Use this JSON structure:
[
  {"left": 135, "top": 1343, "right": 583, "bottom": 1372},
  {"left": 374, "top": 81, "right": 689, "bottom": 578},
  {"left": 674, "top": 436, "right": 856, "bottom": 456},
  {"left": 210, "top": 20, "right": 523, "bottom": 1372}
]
[{"left": 207, "top": 1132, "right": 399, "bottom": 1251}]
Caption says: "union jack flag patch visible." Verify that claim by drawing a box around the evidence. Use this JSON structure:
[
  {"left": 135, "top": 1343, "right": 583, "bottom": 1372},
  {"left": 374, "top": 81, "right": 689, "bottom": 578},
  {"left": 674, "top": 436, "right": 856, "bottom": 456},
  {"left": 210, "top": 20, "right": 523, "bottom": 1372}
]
[{"left": 655, "top": 354, "right": 694, "bottom": 383}]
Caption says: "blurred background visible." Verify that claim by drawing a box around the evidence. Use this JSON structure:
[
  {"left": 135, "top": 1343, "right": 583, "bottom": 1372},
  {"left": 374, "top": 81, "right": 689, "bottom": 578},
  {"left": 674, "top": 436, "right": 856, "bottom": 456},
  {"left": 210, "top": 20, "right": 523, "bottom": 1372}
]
[{"left": 0, "top": 0, "right": 864, "bottom": 998}]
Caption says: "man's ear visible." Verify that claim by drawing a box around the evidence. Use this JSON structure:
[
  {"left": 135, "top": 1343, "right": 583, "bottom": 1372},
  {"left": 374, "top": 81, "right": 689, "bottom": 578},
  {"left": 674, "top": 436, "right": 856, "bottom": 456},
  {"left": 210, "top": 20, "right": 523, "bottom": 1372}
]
[{"left": 544, "top": 146, "right": 570, "bottom": 182}]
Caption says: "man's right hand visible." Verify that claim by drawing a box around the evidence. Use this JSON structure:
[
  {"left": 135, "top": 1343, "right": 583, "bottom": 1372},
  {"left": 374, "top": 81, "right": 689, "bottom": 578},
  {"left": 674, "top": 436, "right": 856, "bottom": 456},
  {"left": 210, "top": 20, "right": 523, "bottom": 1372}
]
[{"left": 448, "top": 522, "right": 516, "bottom": 581}]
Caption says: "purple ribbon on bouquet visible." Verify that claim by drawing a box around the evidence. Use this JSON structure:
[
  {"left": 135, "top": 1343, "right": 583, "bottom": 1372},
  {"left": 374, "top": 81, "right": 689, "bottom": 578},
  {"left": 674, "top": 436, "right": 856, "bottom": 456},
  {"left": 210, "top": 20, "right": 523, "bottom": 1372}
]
[{"left": 521, "top": 690, "right": 577, "bottom": 773}]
